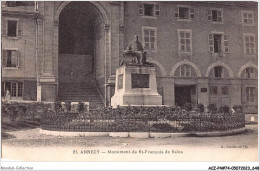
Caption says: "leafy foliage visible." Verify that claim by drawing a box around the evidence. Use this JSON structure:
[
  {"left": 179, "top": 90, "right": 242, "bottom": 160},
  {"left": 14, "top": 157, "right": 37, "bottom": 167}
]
[
  {"left": 218, "top": 105, "right": 230, "bottom": 114},
  {"left": 197, "top": 103, "right": 205, "bottom": 113},
  {"left": 207, "top": 104, "right": 217, "bottom": 113},
  {"left": 232, "top": 105, "right": 243, "bottom": 113}
]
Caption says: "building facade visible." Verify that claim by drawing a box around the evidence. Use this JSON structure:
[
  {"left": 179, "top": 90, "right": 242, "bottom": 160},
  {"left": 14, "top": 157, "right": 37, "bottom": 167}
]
[{"left": 1, "top": 1, "right": 258, "bottom": 112}]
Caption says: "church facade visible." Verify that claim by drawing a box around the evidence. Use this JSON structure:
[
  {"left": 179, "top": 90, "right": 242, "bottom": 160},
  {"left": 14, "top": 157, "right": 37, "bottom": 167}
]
[{"left": 1, "top": 1, "right": 258, "bottom": 113}]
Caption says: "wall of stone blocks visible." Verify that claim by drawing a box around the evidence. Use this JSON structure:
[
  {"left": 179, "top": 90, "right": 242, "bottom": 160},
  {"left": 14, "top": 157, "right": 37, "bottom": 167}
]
[
  {"left": 2, "top": 16, "right": 36, "bottom": 79},
  {"left": 124, "top": 2, "right": 258, "bottom": 77},
  {"left": 23, "top": 80, "right": 37, "bottom": 101}
]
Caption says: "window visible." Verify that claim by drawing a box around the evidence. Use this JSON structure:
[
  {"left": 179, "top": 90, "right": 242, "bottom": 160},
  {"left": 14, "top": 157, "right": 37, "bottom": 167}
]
[
  {"left": 178, "top": 30, "right": 192, "bottom": 53},
  {"left": 214, "top": 66, "right": 223, "bottom": 78},
  {"left": 179, "top": 65, "right": 191, "bottom": 77},
  {"left": 244, "top": 67, "right": 257, "bottom": 79},
  {"left": 208, "top": 9, "right": 223, "bottom": 22},
  {"left": 208, "top": 33, "right": 228, "bottom": 53},
  {"left": 2, "top": 50, "right": 19, "bottom": 68},
  {"left": 11, "top": 83, "right": 17, "bottom": 97},
  {"left": 18, "top": 82, "right": 23, "bottom": 97},
  {"left": 2, "top": 82, "right": 23, "bottom": 98},
  {"left": 2, "top": 19, "right": 21, "bottom": 37},
  {"left": 138, "top": 3, "right": 159, "bottom": 17},
  {"left": 246, "top": 87, "right": 256, "bottom": 102},
  {"left": 174, "top": 6, "right": 195, "bottom": 20},
  {"left": 7, "top": 20, "right": 17, "bottom": 37},
  {"left": 142, "top": 27, "right": 157, "bottom": 51},
  {"left": 221, "top": 86, "right": 229, "bottom": 95},
  {"left": 179, "top": 7, "right": 189, "bottom": 19},
  {"left": 210, "top": 86, "right": 218, "bottom": 95},
  {"left": 242, "top": 11, "right": 254, "bottom": 26},
  {"left": 243, "top": 34, "right": 255, "bottom": 56}
]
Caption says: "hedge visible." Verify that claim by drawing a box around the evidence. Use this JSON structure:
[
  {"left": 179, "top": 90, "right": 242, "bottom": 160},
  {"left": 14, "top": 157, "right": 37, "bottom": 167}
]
[{"left": 41, "top": 106, "right": 245, "bottom": 132}]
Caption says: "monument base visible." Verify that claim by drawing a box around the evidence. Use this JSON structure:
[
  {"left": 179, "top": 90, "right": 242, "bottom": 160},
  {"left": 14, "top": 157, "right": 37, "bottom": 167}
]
[{"left": 111, "top": 64, "right": 162, "bottom": 107}]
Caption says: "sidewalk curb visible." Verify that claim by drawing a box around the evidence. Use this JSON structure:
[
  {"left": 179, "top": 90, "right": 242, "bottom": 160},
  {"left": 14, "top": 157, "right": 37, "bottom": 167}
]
[{"left": 39, "top": 127, "right": 248, "bottom": 138}]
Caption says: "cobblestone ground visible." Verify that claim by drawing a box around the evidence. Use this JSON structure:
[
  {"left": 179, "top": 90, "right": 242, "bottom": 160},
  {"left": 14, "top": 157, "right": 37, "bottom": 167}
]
[{"left": 1, "top": 124, "right": 258, "bottom": 162}]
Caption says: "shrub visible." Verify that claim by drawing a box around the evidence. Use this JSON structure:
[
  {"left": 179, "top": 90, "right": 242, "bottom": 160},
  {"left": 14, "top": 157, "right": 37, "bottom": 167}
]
[
  {"left": 65, "top": 101, "right": 71, "bottom": 112},
  {"left": 54, "top": 101, "right": 62, "bottom": 113},
  {"left": 207, "top": 104, "right": 217, "bottom": 113},
  {"left": 232, "top": 105, "right": 243, "bottom": 113},
  {"left": 183, "top": 103, "right": 192, "bottom": 111},
  {"left": 218, "top": 106, "right": 230, "bottom": 114},
  {"left": 197, "top": 103, "right": 205, "bottom": 113},
  {"left": 77, "top": 102, "right": 85, "bottom": 113}
]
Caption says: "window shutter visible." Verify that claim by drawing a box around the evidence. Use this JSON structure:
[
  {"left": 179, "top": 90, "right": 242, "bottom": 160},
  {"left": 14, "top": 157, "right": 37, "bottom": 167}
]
[
  {"left": 11, "top": 51, "right": 18, "bottom": 67},
  {"left": 190, "top": 8, "right": 195, "bottom": 19},
  {"left": 223, "top": 34, "right": 229, "bottom": 53},
  {"left": 138, "top": 3, "right": 144, "bottom": 15},
  {"left": 208, "top": 33, "right": 214, "bottom": 52},
  {"left": 207, "top": 10, "right": 212, "bottom": 20},
  {"left": 174, "top": 7, "right": 179, "bottom": 18},
  {"left": 2, "top": 18, "right": 7, "bottom": 36},
  {"left": 217, "top": 10, "right": 222, "bottom": 22},
  {"left": 155, "top": 4, "right": 160, "bottom": 16},
  {"left": 2, "top": 50, "right": 7, "bottom": 67},
  {"left": 17, "top": 20, "right": 22, "bottom": 37}
]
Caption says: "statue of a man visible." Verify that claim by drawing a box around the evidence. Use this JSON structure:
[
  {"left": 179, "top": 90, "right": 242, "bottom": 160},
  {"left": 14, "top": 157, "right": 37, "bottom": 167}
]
[
  {"left": 127, "top": 35, "right": 144, "bottom": 53},
  {"left": 125, "top": 35, "right": 146, "bottom": 64}
]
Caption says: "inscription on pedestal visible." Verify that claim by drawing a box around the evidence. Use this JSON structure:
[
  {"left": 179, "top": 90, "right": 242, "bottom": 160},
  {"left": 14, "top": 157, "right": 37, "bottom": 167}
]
[{"left": 131, "top": 74, "right": 149, "bottom": 88}]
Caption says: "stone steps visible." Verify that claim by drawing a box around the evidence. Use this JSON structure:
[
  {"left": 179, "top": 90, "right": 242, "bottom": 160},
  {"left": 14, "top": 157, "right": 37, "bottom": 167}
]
[{"left": 58, "top": 82, "right": 104, "bottom": 109}]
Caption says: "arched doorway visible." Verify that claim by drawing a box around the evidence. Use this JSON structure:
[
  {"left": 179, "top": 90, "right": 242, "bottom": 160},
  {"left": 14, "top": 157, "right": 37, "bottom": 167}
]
[{"left": 57, "top": 2, "right": 106, "bottom": 108}]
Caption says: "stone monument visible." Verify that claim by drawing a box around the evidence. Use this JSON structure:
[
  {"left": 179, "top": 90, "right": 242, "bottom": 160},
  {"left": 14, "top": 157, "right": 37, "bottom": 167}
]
[{"left": 111, "top": 35, "right": 162, "bottom": 107}]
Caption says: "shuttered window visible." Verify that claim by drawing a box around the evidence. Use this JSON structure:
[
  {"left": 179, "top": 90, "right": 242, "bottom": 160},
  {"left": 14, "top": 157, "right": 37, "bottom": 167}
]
[
  {"left": 138, "top": 3, "right": 160, "bottom": 16},
  {"left": 208, "top": 9, "right": 223, "bottom": 22},
  {"left": 2, "top": 19, "right": 21, "bottom": 37},
  {"left": 2, "top": 50, "right": 19, "bottom": 68},
  {"left": 174, "top": 6, "right": 195, "bottom": 20},
  {"left": 208, "top": 33, "right": 229, "bottom": 54}
]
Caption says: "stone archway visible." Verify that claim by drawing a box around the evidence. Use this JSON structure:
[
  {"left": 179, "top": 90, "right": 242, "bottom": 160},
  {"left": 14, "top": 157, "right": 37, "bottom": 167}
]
[
  {"left": 146, "top": 58, "right": 167, "bottom": 77},
  {"left": 55, "top": 2, "right": 109, "bottom": 108},
  {"left": 205, "top": 61, "right": 234, "bottom": 78},
  {"left": 238, "top": 62, "right": 258, "bottom": 78},
  {"left": 170, "top": 60, "right": 202, "bottom": 77}
]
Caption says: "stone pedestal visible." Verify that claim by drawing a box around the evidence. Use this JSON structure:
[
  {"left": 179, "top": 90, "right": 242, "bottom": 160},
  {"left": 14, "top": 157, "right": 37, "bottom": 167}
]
[{"left": 111, "top": 64, "right": 162, "bottom": 107}]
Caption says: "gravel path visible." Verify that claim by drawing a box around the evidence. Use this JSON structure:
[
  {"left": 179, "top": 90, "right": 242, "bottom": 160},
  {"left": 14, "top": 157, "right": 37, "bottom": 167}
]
[{"left": 2, "top": 125, "right": 258, "bottom": 161}]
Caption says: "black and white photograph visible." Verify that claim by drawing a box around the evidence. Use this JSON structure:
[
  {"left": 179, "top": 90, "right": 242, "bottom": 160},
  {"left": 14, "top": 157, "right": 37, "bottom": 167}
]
[{"left": 1, "top": 1, "right": 259, "bottom": 170}]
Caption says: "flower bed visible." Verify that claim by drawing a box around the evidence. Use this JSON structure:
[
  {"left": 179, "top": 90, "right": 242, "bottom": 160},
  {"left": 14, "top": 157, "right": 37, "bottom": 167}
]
[
  {"left": 2, "top": 100, "right": 51, "bottom": 123},
  {"left": 40, "top": 106, "right": 245, "bottom": 133}
]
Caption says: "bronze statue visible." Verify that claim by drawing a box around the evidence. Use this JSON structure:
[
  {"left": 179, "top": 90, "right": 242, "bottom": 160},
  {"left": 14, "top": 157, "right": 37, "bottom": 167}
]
[{"left": 121, "top": 35, "right": 147, "bottom": 65}]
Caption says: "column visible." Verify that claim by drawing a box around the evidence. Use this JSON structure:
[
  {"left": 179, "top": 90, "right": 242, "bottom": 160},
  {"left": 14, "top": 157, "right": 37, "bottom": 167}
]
[
  {"left": 230, "top": 79, "right": 242, "bottom": 106},
  {"left": 197, "top": 78, "right": 210, "bottom": 108},
  {"left": 39, "top": 2, "right": 57, "bottom": 101},
  {"left": 161, "top": 78, "right": 175, "bottom": 106}
]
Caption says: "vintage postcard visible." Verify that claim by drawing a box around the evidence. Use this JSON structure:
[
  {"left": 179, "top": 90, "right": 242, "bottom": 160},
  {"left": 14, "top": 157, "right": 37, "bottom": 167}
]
[{"left": 1, "top": 0, "right": 259, "bottom": 170}]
